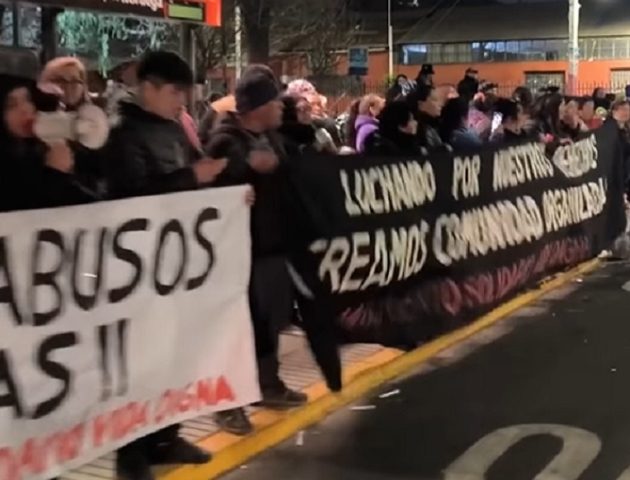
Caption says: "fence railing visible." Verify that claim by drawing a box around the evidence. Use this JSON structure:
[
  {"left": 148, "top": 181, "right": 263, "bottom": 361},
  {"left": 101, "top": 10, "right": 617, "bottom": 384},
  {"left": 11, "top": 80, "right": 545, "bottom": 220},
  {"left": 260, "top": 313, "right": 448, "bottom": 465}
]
[{"left": 308, "top": 77, "right": 628, "bottom": 116}]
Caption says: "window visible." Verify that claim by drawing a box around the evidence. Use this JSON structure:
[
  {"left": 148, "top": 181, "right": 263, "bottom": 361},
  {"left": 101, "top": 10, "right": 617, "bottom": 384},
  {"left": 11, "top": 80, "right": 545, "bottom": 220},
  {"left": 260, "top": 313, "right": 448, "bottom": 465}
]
[
  {"left": 613, "top": 38, "right": 629, "bottom": 59},
  {"left": 399, "top": 36, "right": 630, "bottom": 66},
  {"left": 543, "top": 39, "right": 566, "bottom": 60},
  {"left": 401, "top": 44, "right": 428, "bottom": 65},
  {"left": 599, "top": 38, "right": 614, "bottom": 59},
  {"left": 581, "top": 37, "right": 630, "bottom": 60},
  {"left": 472, "top": 42, "right": 483, "bottom": 62},
  {"left": 455, "top": 43, "right": 472, "bottom": 63},
  {"left": 525, "top": 71, "right": 565, "bottom": 92},
  {"left": 611, "top": 69, "right": 630, "bottom": 91},
  {"left": 427, "top": 44, "right": 442, "bottom": 63}
]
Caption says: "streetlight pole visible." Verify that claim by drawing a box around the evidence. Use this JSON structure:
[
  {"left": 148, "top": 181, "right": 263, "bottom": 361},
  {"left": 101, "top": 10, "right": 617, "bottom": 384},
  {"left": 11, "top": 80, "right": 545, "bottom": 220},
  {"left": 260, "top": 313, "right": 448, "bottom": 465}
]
[
  {"left": 568, "top": 0, "right": 580, "bottom": 94},
  {"left": 235, "top": 3, "right": 243, "bottom": 80},
  {"left": 387, "top": 0, "right": 394, "bottom": 79}
]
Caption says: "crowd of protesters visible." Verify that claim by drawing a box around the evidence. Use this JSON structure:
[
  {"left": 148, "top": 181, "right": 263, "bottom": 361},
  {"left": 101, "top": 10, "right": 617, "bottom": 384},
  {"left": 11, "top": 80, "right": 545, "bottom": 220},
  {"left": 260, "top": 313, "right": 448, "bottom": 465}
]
[
  {"left": 373, "top": 64, "right": 630, "bottom": 158},
  {"left": 2, "top": 50, "right": 630, "bottom": 480}
]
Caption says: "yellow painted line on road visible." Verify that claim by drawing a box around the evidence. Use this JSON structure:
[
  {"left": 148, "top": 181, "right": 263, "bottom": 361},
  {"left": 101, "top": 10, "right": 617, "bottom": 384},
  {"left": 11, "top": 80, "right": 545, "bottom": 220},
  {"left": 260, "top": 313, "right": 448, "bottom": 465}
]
[{"left": 159, "top": 258, "right": 601, "bottom": 480}]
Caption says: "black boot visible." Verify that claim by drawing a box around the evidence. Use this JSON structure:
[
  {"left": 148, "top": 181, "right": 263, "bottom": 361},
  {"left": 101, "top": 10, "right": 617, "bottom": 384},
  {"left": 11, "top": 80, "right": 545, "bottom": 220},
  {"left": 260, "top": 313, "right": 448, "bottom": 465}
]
[
  {"left": 116, "top": 445, "right": 154, "bottom": 480},
  {"left": 255, "top": 386, "right": 308, "bottom": 410},
  {"left": 214, "top": 407, "right": 254, "bottom": 436},
  {"left": 151, "top": 437, "right": 211, "bottom": 465}
]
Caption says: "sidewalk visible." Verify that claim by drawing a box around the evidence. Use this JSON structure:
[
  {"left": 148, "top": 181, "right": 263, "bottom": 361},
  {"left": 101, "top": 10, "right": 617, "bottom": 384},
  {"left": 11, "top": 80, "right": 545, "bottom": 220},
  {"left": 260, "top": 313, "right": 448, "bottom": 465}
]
[
  {"left": 60, "top": 331, "right": 392, "bottom": 480},
  {"left": 60, "top": 259, "right": 600, "bottom": 480}
]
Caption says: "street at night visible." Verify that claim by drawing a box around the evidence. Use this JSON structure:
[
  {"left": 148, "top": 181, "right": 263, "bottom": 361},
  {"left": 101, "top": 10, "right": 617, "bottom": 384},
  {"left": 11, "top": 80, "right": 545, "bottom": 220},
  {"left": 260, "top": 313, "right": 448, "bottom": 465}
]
[{"left": 225, "top": 262, "right": 630, "bottom": 480}]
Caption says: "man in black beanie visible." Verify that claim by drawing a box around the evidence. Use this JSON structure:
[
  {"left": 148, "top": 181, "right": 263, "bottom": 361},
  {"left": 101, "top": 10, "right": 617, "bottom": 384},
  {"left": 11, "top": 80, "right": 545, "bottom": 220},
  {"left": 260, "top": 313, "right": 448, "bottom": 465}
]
[
  {"left": 106, "top": 50, "right": 226, "bottom": 199},
  {"left": 105, "top": 50, "right": 223, "bottom": 480},
  {"left": 205, "top": 65, "right": 307, "bottom": 436}
]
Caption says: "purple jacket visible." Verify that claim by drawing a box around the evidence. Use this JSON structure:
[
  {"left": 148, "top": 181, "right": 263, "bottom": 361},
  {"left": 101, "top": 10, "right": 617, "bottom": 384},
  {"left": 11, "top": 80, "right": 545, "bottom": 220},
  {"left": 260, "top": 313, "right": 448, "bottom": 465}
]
[{"left": 355, "top": 115, "right": 379, "bottom": 153}]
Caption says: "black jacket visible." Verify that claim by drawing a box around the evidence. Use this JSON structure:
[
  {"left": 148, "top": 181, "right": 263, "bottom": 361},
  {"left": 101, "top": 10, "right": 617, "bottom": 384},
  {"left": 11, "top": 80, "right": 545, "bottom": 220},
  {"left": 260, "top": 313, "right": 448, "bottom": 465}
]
[
  {"left": 279, "top": 122, "right": 318, "bottom": 155},
  {"left": 105, "top": 102, "right": 199, "bottom": 199},
  {"left": 416, "top": 111, "right": 444, "bottom": 150},
  {"left": 364, "top": 130, "right": 423, "bottom": 156},
  {"left": 0, "top": 74, "right": 94, "bottom": 212},
  {"left": 205, "top": 112, "right": 290, "bottom": 257},
  {"left": 0, "top": 138, "right": 95, "bottom": 213}
]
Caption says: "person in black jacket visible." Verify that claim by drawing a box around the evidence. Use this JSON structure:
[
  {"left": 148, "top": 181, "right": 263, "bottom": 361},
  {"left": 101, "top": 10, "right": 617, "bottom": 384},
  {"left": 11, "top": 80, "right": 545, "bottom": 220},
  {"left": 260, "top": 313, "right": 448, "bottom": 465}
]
[
  {"left": 205, "top": 65, "right": 308, "bottom": 436},
  {"left": 490, "top": 98, "right": 531, "bottom": 144},
  {"left": 407, "top": 84, "right": 444, "bottom": 150},
  {"left": 0, "top": 74, "right": 94, "bottom": 212},
  {"left": 457, "top": 67, "right": 479, "bottom": 104},
  {"left": 364, "top": 100, "right": 421, "bottom": 155},
  {"left": 105, "top": 52, "right": 226, "bottom": 200},
  {"left": 104, "top": 51, "right": 224, "bottom": 480}
]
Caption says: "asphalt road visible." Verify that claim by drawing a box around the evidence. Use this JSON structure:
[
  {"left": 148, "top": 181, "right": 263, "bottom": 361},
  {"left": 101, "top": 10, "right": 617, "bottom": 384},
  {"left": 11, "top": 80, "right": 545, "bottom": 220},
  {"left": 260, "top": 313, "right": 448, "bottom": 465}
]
[{"left": 223, "top": 262, "right": 630, "bottom": 480}]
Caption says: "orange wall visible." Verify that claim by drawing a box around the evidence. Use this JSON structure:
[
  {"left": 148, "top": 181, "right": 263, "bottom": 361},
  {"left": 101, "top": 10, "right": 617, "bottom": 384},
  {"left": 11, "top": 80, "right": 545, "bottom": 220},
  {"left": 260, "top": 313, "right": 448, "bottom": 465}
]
[
  {"left": 354, "top": 51, "right": 630, "bottom": 91},
  {"left": 206, "top": 51, "right": 630, "bottom": 97}
]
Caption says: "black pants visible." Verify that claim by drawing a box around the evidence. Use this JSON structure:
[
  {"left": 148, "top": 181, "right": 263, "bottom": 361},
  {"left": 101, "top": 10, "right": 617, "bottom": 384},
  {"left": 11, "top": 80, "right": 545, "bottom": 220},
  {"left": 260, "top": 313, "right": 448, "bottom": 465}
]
[
  {"left": 296, "top": 296, "right": 342, "bottom": 392},
  {"left": 249, "top": 256, "right": 294, "bottom": 392}
]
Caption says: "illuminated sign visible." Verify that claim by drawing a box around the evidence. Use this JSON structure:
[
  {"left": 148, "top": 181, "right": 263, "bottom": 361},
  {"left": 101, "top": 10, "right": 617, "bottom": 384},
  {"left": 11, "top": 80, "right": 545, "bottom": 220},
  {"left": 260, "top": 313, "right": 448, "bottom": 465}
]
[{"left": 44, "top": 0, "right": 221, "bottom": 26}]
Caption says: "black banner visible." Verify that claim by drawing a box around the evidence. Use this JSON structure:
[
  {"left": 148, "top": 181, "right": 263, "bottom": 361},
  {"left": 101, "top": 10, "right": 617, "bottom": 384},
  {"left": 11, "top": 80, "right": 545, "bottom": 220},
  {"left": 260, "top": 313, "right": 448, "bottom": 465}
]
[{"left": 289, "top": 124, "right": 626, "bottom": 347}]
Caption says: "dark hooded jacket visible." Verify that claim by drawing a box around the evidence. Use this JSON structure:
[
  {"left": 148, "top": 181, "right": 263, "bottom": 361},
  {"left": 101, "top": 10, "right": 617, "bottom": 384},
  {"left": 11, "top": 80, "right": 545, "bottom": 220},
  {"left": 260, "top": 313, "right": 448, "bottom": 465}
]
[
  {"left": 205, "top": 112, "right": 290, "bottom": 257},
  {"left": 0, "top": 74, "right": 94, "bottom": 213},
  {"left": 104, "top": 101, "right": 200, "bottom": 199}
]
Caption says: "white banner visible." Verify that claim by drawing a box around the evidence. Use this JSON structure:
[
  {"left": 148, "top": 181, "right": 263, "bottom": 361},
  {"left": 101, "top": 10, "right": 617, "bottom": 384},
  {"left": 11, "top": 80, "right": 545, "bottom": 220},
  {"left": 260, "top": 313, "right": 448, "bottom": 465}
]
[{"left": 0, "top": 187, "right": 260, "bottom": 480}]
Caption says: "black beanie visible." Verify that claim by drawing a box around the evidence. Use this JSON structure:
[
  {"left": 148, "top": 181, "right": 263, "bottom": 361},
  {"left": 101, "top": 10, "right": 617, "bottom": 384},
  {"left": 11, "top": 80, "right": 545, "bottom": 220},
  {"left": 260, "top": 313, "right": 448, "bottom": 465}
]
[
  {"left": 236, "top": 66, "right": 280, "bottom": 114},
  {"left": 137, "top": 51, "right": 193, "bottom": 87}
]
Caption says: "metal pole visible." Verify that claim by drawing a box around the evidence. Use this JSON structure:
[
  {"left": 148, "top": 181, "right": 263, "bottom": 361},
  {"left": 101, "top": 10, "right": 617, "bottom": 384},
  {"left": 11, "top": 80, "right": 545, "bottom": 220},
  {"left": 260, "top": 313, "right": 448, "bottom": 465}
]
[
  {"left": 568, "top": 0, "right": 580, "bottom": 95},
  {"left": 40, "top": 7, "right": 60, "bottom": 64},
  {"left": 387, "top": 0, "right": 394, "bottom": 79},
  {"left": 235, "top": 3, "right": 242, "bottom": 80},
  {"left": 11, "top": 1, "right": 21, "bottom": 47}
]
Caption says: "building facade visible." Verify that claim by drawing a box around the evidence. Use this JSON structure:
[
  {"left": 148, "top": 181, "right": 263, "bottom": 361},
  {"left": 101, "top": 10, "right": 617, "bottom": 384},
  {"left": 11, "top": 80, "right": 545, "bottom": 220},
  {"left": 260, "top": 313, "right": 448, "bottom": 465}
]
[{"left": 319, "top": 1, "right": 630, "bottom": 95}]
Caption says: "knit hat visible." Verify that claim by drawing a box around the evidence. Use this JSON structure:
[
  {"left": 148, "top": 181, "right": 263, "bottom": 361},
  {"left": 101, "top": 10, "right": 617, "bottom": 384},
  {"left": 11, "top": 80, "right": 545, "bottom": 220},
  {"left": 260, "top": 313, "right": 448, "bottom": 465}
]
[
  {"left": 137, "top": 51, "right": 193, "bottom": 87},
  {"left": 235, "top": 67, "right": 281, "bottom": 114}
]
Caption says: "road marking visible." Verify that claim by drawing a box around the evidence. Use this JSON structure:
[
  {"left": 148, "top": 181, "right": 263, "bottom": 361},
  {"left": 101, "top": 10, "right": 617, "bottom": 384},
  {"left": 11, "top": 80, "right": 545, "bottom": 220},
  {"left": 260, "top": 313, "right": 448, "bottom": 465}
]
[{"left": 444, "top": 424, "right": 601, "bottom": 480}]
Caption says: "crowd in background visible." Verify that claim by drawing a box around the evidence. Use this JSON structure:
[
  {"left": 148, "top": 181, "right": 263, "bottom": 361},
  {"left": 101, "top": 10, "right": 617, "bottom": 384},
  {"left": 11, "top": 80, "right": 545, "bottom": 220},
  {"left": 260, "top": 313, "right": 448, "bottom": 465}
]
[{"left": 1, "top": 51, "right": 630, "bottom": 480}]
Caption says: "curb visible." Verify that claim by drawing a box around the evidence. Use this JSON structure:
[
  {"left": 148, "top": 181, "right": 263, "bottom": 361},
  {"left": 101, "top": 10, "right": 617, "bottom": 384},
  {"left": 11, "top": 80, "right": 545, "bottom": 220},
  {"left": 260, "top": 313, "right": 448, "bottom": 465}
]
[{"left": 160, "top": 258, "right": 601, "bottom": 480}]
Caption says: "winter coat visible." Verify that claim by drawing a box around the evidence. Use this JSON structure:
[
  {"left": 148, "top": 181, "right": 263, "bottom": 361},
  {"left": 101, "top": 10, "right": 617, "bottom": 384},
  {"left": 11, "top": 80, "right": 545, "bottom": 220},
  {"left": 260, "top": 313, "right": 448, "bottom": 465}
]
[
  {"left": 457, "top": 75, "right": 479, "bottom": 103},
  {"left": 0, "top": 138, "right": 95, "bottom": 213},
  {"left": 354, "top": 115, "right": 379, "bottom": 153},
  {"left": 364, "top": 129, "right": 423, "bottom": 156},
  {"left": 104, "top": 101, "right": 200, "bottom": 199},
  {"left": 416, "top": 111, "right": 444, "bottom": 150},
  {"left": 205, "top": 112, "right": 290, "bottom": 258},
  {"left": 312, "top": 116, "right": 342, "bottom": 148},
  {"left": 449, "top": 127, "right": 483, "bottom": 151},
  {"left": 279, "top": 122, "right": 319, "bottom": 154},
  {"left": 0, "top": 74, "right": 95, "bottom": 213}
]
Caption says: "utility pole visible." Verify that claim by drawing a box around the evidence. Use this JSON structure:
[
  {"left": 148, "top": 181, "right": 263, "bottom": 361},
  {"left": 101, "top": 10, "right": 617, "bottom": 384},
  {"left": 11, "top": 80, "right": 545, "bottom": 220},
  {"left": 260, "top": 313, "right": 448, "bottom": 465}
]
[
  {"left": 40, "top": 7, "right": 60, "bottom": 64},
  {"left": 387, "top": 0, "right": 394, "bottom": 79},
  {"left": 568, "top": 0, "right": 580, "bottom": 95},
  {"left": 11, "top": 1, "right": 21, "bottom": 47},
  {"left": 235, "top": 3, "right": 242, "bottom": 80}
]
